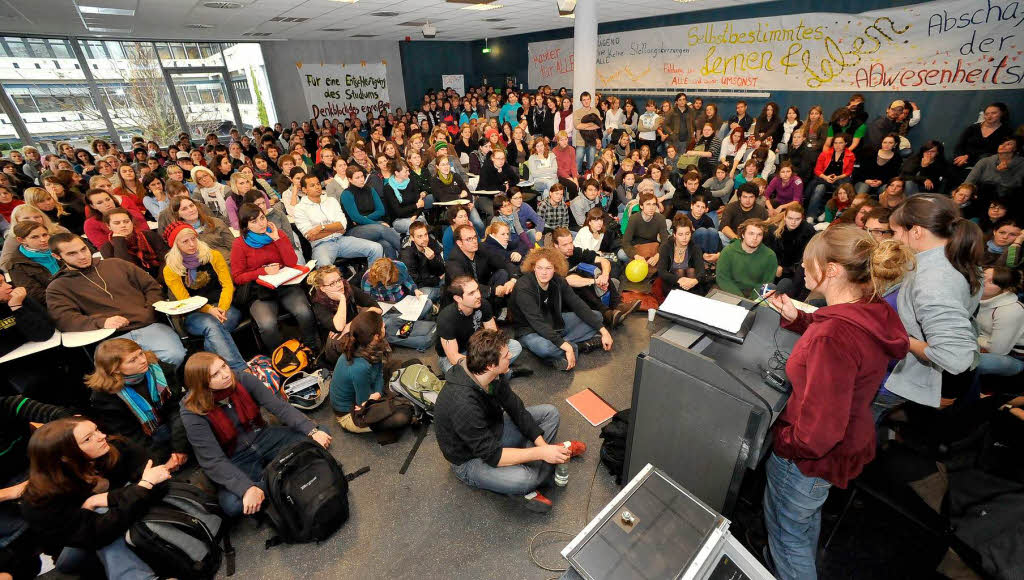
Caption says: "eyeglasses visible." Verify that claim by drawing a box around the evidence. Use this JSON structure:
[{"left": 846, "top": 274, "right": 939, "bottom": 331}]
[
  {"left": 322, "top": 278, "right": 343, "bottom": 288},
  {"left": 868, "top": 228, "right": 894, "bottom": 237}
]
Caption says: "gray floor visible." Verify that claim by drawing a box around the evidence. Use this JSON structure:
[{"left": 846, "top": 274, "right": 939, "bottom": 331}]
[{"left": 220, "top": 314, "right": 657, "bottom": 580}]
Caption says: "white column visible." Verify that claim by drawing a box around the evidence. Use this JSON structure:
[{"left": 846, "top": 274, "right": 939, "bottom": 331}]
[{"left": 572, "top": 0, "right": 597, "bottom": 107}]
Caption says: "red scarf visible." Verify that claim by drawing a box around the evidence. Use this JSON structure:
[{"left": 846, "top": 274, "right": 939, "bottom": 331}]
[
  {"left": 206, "top": 380, "right": 265, "bottom": 455},
  {"left": 125, "top": 231, "right": 160, "bottom": 270}
]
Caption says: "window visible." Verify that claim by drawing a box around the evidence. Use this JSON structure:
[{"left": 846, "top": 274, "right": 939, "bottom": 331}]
[
  {"left": 4, "top": 37, "right": 29, "bottom": 57},
  {"left": 27, "top": 40, "right": 50, "bottom": 58},
  {"left": 185, "top": 43, "right": 201, "bottom": 60},
  {"left": 170, "top": 43, "right": 186, "bottom": 60},
  {"left": 85, "top": 40, "right": 108, "bottom": 59},
  {"left": 48, "top": 39, "right": 72, "bottom": 59},
  {"left": 12, "top": 94, "right": 37, "bottom": 114}
]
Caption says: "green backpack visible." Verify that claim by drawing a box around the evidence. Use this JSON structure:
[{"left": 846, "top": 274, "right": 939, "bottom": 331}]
[{"left": 390, "top": 364, "right": 445, "bottom": 415}]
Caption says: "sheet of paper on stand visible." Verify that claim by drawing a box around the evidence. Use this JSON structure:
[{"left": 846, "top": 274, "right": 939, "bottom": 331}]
[
  {"left": 0, "top": 330, "right": 61, "bottom": 364},
  {"left": 659, "top": 289, "right": 749, "bottom": 334},
  {"left": 393, "top": 294, "right": 428, "bottom": 321}
]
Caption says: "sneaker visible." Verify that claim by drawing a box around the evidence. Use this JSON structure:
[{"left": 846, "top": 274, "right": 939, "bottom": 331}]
[
  {"left": 579, "top": 335, "right": 604, "bottom": 354},
  {"left": 552, "top": 357, "right": 571, "bottom": 371},
  {"left": 509, "top": 365, "right": 534, "bottom": 379},
  {"left": 617, "top": 299, "right": 642, "bottom": 318},
  {"left": 521, "top": 491, "right": 553, "bottom": 513},
  {"left": 565, "top": 440, "right": 587, "bottom": 458}
]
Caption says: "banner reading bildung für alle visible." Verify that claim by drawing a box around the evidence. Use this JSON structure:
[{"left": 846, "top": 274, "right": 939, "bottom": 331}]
[
  {"left": 297, "top": 63, "right": 391, "bottom": 120},
  {"left": 528, "top": 0, "right": 1024, "bottom": 92}
]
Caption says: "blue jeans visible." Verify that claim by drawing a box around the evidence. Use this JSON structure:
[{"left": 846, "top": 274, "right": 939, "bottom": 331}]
[
  {"left": 249, "top": 284, "right": 320, "bottom": 350},
  {"left": 693, "top": 227, "right": 721, "bottom": 253},
  {"left": 533, "top": 177, "right": 557, "bottom": 196},
  {"left": 124, "top": 323, "right": 186, "bottom": 368},
  {"left": 575, "top": 144, "right": 596, "bottom": 173},
  {"left": 977, "top": 353, "right": 1024, "bottom": 376},
  {"left": 763, "top": 452, "right": 831, "bottom": 580},
  {"left": 392, "top": 215, "right": 426, "bottom": 236},
  {"left": 451, "top": 405, "right": 560, "bottom": 495},
  {"left": 348, "top": 222, "right": 401, "bottom": 258},
  {"left": 57, "top": 508, "right": 158, "bottom": 580},
  {"left": 183, "top": 307, "right": 246, "bottom": 370},
  {"left": 383, "top": 306, "right": 436, "bottom": 351},
  {"left": 519, "top": 311, "right": 600, "bottom": 365},
  {"left": 439, "top": 339, "right": 523, "bottom": 375},
  {"left": 311, "top": 234, "right": 383, "bottom": 267},
  {"left": 854, "top": 182, "right": 885, "bottom": 196},
  {"left": 218, "top": 427, "right": 309, "bottom": 518}
]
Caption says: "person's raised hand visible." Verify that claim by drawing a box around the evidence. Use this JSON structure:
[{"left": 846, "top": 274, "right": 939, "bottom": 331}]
[
  {"left": 768, "top": 292, "right": 798, "bottom": 322},
  {"left": 7, "top": 287, "right": 26, "bottom": 309},
  {"left": 140, "top": 459, "right": 172, "bottom": 487},
  {"left": 422, "top": 246, "right": 435, "bottom": 260},
  {"left": 266, "top": 222, "right": 280, "bottom": 240}
]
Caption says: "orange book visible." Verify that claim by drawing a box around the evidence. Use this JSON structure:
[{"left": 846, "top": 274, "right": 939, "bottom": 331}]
[{"left": 566, "top": 388, "right": 617, "bottom": 427}]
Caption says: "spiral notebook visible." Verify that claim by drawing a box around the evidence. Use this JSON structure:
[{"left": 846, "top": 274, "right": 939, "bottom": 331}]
[{"left": 566, "top": 388, "right": 617, "bottom": 427}]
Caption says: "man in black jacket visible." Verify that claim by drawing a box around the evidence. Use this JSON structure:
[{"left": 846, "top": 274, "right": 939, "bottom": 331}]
[
  {"left": 445, "top": 224, "right": 516, "bottom": 305},
  {"left": 434, "top": 328, "right": 584, "bottom": 513},
  {"left": 511, "top": 247, "right": 613, "bottom": 371},
  {"left": 399, "top": 221, "right": 445, "bottom": 303},
  {"left": 552, "top": 228, "right": 638, "bottom": 328}
]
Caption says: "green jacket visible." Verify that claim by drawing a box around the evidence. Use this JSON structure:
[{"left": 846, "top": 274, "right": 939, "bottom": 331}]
[{"left": 715, "top": 239, "right": 778, "bottom": 299}]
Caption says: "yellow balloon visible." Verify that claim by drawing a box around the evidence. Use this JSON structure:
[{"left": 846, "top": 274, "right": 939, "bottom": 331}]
[{"left": 625, "top": 259, "right": 648, "bottom": 282}]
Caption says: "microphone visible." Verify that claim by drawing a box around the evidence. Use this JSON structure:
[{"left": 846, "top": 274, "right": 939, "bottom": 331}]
[{"left": 747, "top": 278, "right": 794, "bottom": 310}]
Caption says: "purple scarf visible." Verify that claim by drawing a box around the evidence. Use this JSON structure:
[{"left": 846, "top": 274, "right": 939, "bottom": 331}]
[{"left": 182, "top": 251, "right": 201, "bottom": 285}]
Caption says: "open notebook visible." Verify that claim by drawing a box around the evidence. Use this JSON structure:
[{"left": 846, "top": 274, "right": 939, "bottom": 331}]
[{"left": 257, "top": 264, "right": 310, "bottom": 289}]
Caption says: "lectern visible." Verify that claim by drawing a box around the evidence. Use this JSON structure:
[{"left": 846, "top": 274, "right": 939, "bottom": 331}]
[{"left": 624, "top": 291, "right": 800, "bottom": 513}]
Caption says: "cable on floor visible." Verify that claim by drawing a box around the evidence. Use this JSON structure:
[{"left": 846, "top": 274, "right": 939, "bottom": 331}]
[{"left": 528, "top": 458, "right": 603, "bottom": 576}]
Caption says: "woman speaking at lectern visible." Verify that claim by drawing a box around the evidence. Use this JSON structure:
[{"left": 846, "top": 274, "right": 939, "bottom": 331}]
[{"left": 763, "top": 225, "right": 912, "bottom": 580}]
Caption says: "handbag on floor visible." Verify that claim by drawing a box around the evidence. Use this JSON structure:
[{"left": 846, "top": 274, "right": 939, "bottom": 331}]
[
  {"left": 126, "top": 481, "right": 233, "bottom": 579},
  {"left": 262, "top": 440, "right": 368, "bottom": 546}
]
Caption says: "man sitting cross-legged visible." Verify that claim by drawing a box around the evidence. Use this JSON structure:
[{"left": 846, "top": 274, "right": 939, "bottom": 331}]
[{"left": 434, "top": 328, "right": 585, "bottom": 513}]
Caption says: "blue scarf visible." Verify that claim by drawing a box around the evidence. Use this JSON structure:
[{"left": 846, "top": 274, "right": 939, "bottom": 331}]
[
  {"left": 116, "top": 363, "right": 169, "bottom": 436},
  {"left": 987, "top": 239, "right": 1005, "bottom": 255},
  {"left": 244, "top": 229, "right": 274, "bottom": 248},
  {"left": 19, "top": 245, "right": 59, "bottom": 275},
  {"left": 386, "top": 175, "right": 410, "bottom": 203},
  {"left": 188, "top": 219, "right": 205, "bottom": 234}
]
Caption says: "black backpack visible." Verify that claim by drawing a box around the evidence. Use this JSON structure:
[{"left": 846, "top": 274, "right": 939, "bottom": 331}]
[
  {"left": 262, "top": 440, "right": 368, "bottom": 546},
  {"left": 599, "top": 408, "right": 632, "bottom": 485},
  {"left": 126, "top": 481, "right": 234, "bottom": 579}
]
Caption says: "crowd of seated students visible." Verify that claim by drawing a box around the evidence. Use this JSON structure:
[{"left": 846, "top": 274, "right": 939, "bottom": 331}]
[{"left": 0, "top": 85, "right": 1021, "bottom": 578}]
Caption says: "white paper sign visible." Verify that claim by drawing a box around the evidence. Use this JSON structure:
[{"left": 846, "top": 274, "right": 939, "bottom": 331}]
[
  {"left": 297, "top": 63, "right": 391, "bottom": 121},
  {"left": 442, "top": 74, "right": 465, "bottom": 95}
]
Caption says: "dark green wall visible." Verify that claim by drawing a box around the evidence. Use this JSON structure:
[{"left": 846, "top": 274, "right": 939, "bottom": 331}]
[{"left": 400, "top": 0, "right": 1024, "bottom": 148}]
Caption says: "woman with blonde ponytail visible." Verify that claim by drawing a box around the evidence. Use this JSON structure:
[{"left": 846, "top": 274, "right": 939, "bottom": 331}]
[{"left": 763, "top": 224, "right": 913, "bottom": 580}]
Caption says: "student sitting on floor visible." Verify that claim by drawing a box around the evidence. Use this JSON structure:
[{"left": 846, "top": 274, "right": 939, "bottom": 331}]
[
  {"left": 21, "top": 417, "right": 171, "bottom": 580},
  {"left": 715, "top": 218, "right": 778, "bottom": 300},
  {"left": 399, "top": 221, "right": 445, "bottom": 302},
  {"left": 510, "top": 247, "right": 613, "bottom": 371},
  {"left": 435, "top": 275, "right": 530, "bottom": 379},
  {"left": 46, "top": 233, "right": 187, "bottom": 368},
  {"left": 434, "top": 328, "right": 586, "bottom": 513},
  {"left": 86, "top": 338, "right": 189, "bottom": 468},
  {"left": 330, "top": 310, "right": 412, "bottom": 435},
  {"left": 180, "top": 352, "right": 331, "bottom": 518},
  {"left": 361, "top": 257, "right": 436, "bottom": 352},
  {"left": 552, "top": 227, "right": 639, "bottom": 328}
]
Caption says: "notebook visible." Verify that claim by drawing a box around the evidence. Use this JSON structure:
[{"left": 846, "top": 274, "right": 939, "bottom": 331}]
[
  {"left": 257, "top": 265, "right": 310, "bottom": 289},
  {"left": 566, "top": 388, "right": 617, "bottom": 427}
]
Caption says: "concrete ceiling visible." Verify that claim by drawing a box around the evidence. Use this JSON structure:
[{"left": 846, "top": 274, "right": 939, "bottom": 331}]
[{"left": 0, "top": 0, "right": 768, "bottom": 41}]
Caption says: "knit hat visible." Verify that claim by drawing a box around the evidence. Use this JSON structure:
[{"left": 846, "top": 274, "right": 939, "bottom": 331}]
[
  {"left": 163, "top": 220, "right": 196, "bottom": 248},
  {"left": 433, "top": 141, "right": 448, "bottom": 153},
  {"left": 175, "top": 150, "right": 190, "bottom": 159},
  {"left": 484, "top": 127, "right": 499, "bottom": 140}
]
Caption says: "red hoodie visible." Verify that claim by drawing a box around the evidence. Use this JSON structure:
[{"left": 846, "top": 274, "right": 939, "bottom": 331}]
[{"left": 772, "top": 300, "right": 909, "bottom": 488}]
